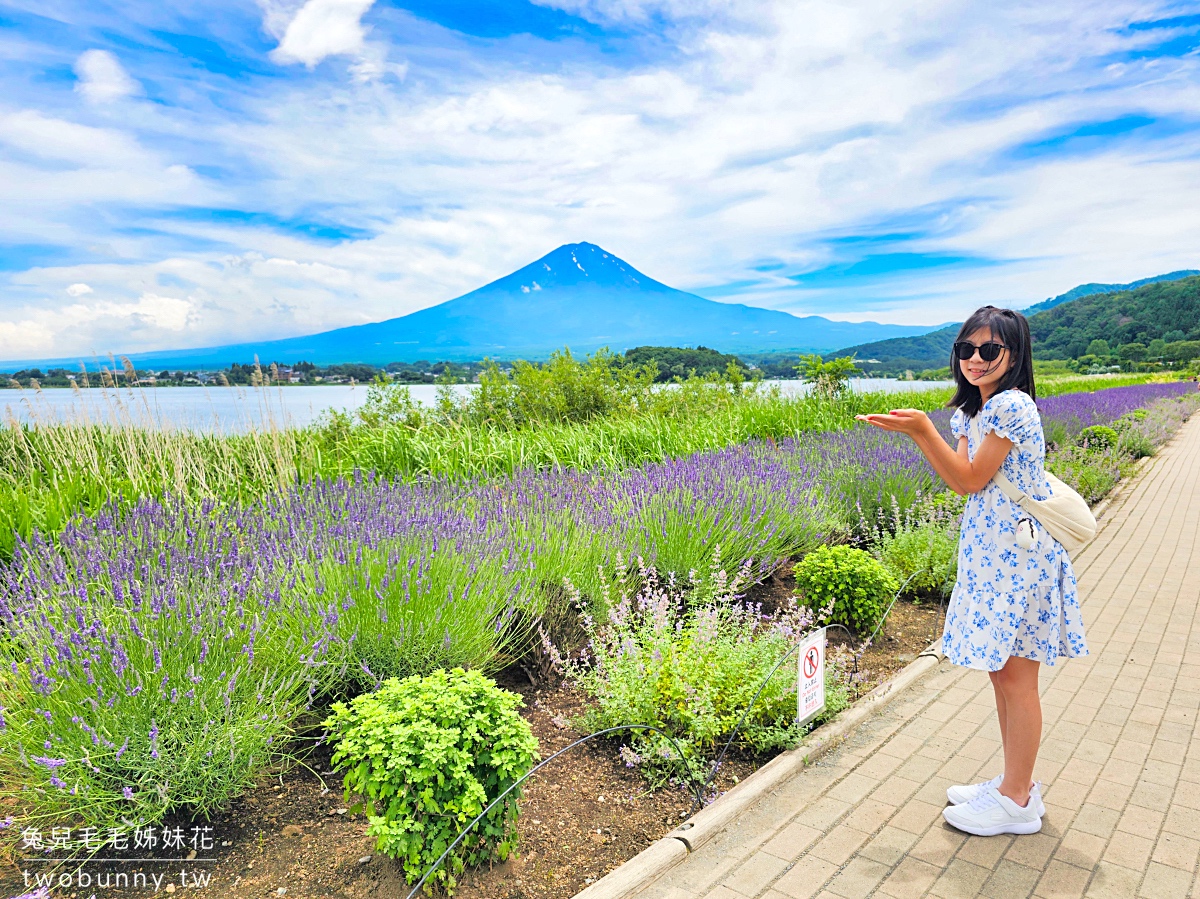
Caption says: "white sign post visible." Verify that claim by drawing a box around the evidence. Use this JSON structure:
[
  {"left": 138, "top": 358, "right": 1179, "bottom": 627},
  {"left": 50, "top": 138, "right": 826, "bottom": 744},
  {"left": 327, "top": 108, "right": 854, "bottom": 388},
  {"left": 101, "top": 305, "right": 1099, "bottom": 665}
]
[{"left": 797, "top": 627, "right": 827, "bottom": 728}]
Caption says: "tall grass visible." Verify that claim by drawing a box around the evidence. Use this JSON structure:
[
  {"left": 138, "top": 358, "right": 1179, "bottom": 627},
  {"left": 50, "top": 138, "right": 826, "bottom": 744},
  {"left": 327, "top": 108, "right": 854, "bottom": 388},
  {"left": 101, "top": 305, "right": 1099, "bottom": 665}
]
[{"left": 0, "top": 369, "right": 1173, "bottom": 559}]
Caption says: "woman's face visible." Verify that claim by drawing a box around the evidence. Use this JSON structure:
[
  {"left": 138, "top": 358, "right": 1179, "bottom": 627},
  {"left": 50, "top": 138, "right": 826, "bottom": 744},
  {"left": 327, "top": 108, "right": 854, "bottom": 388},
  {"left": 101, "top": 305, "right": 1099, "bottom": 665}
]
[{"left": 958, "top": 326, "right": 1012, "bottom": 394}]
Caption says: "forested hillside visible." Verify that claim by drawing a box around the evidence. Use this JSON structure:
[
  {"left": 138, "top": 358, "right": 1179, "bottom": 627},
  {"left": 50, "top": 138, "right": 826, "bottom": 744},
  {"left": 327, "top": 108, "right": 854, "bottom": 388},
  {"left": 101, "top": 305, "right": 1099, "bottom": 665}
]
[
  {"left": 1030, "top": 275, "right": 1200, "bottom": 359},
  {"left": 832, "top": 270, "right": 1200, "bottom": 374}
]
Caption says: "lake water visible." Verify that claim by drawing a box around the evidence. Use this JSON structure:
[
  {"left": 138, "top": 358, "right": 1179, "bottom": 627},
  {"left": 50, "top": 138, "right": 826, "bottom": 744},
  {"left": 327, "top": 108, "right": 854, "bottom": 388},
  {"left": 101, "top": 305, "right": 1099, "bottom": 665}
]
[{"left": 2, "top": 379, "right": 952, "bottom": 433}]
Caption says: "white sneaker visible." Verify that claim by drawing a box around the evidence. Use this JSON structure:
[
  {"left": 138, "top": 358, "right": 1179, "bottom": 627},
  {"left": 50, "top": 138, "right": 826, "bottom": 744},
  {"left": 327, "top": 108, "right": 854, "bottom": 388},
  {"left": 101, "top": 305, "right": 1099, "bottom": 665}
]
[
  {"left": 947, "top": 777, "right": 1045, "bottom": 816},
  {"left": 942, "top": 787, "right": 1042, "bottom": 836}
]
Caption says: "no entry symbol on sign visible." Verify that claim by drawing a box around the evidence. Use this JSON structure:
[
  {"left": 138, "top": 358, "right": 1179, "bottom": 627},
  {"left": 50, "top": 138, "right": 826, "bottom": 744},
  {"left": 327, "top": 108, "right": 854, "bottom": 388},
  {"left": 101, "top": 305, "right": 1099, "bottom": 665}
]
[{"left": 803, "top": 647, "right": 820, "bottom": 679}]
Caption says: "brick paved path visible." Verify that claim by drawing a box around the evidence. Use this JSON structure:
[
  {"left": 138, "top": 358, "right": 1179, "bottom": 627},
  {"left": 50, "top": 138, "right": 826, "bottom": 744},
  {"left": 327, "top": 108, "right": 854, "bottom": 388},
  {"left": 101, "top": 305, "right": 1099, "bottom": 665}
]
[{"left": 641, "top": 415, "right": 1200, "bottom": 899}]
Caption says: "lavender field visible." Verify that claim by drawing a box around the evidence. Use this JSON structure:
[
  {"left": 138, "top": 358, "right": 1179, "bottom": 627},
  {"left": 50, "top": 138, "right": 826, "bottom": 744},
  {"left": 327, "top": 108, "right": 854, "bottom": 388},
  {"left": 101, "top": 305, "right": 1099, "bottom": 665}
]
[{"left": 1, "top": 381, "right": 1196, "bottom": 840}]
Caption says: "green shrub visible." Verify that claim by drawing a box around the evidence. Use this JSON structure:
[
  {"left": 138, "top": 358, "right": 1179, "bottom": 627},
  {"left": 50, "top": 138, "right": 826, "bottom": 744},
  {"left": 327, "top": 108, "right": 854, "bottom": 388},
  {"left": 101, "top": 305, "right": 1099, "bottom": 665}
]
[
  {"left": 324, "top": 669, "right": 539, "bottom": 893},
  {"left": 1118, "top": 429, "right": 1156, "bottom": 459},
  {"left": 873, "top": 519, "right": 959, "bottom": 597},
  {"left": 793, "top": 545, "right": 898, "bottom": 635},
  {"left": 1078, "top": 425, "right": 1119, "bottom": 449},
  {"left": 1047, "top": 444, "right": 1125, "bottom": 504},
  {"left": 862, "top": 493, "right": 961, "bottom": 598},
  {"left": 550, "top": 557, "right": 849, "bottom": 784}
]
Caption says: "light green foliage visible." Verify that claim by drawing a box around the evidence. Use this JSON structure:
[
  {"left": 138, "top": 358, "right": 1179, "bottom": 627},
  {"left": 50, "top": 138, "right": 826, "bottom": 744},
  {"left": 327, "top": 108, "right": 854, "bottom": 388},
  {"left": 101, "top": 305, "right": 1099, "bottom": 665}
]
[
  {"left": 793, "top": 545, "right": 898, "bottom": 635},
  {"left": 1086, "top": 339, "right": 1111, "bottom": 357},
  {"left": 355, "top": 377, "right": 425, "bottom": 430},
  {"left": 866, "top": 494, "right": 962, "bottom": 598},
  {"left": 1118, "top": 429, "right": 1156, "bottom": 459},
  {"left": 1047, "top": 444, "right": 1126, "bottom": 503},
  {"left": 552, "top": 556, "right": 848, "bottom": 783},
  {"left": 796, "top": 355, "right": 859, "bottom": 398},
  {"left": 455, "top": 349, "right": 657, "bottom": 428},
  {"left": 1078, "top": 425, "right": 1119, "bottom": 449},
  {"left": 324, "top": 669, "right": 538, "bottom": 893}
]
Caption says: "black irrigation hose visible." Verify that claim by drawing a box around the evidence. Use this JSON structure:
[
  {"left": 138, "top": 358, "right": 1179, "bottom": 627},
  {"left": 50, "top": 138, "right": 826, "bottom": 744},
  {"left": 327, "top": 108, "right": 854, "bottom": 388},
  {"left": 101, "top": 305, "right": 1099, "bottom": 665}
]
[
  {"left": 404, "top": 571, "right": 928, "bottom": 897},
  {"left": 403, "top": 724, "right": 701, "bottom": 899}
]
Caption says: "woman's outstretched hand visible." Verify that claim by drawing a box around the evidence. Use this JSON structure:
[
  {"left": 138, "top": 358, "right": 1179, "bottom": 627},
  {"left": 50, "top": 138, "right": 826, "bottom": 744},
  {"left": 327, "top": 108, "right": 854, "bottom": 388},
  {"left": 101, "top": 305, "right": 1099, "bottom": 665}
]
[{"left": 855, "top": 409, "right": 932, "bottom": 435}]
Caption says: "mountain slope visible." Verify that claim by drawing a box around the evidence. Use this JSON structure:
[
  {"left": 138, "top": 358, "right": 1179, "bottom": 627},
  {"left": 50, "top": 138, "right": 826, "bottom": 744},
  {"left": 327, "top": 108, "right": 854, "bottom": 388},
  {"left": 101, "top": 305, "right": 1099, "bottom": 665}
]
[
  {"left": 53, "top": 244, "right": 943, "bottom": 369},
  {"left": 1029, "top": 274, "right": 1200, "bottom": 358},
  {"left": 831, "top": 270, "right": 1200, "bottom": 371},
  {"left": 1022, "top": 270, "right": 1200, "bottom": 315}
]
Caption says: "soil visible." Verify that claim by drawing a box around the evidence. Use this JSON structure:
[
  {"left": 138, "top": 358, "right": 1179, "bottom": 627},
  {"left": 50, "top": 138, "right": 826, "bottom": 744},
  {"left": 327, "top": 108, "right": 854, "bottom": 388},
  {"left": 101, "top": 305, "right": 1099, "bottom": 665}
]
[{"left": 0, "top": 580, "right": 945, "bottom": 899}]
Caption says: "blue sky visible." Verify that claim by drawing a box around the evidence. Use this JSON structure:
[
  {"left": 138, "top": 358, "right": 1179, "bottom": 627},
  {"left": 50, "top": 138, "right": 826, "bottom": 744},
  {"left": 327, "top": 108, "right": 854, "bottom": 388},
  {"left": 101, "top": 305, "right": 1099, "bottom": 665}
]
[{"left": 1, "top": 0, "right": 1200, "bottom": 358}]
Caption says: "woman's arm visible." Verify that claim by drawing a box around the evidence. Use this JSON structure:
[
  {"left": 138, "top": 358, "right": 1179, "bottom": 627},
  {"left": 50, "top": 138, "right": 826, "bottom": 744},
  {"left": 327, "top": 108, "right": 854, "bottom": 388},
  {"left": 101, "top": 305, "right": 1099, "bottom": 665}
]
[{"left": 856, "top": 410, "right": 1013, "bottom": 496}]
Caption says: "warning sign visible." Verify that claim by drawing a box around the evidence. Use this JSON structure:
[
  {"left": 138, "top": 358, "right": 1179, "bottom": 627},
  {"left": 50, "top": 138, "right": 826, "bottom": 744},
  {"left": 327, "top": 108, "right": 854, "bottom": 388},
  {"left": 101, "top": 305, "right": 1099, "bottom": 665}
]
[{"left": 797, "top": 627, "right": 827, "bottom": 727}]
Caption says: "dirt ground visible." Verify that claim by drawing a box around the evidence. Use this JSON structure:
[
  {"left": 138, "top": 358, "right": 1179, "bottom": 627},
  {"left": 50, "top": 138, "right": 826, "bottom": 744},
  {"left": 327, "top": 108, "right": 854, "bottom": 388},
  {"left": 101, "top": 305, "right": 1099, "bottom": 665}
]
[{"left": 0, "top": 581, "right": 946, "bottom": 899}]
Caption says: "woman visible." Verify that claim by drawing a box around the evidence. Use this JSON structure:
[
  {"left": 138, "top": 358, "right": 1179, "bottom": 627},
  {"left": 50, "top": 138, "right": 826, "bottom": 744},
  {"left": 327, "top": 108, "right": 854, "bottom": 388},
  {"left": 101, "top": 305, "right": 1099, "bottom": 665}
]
[{"left": 857, "top": 306, "right": 1088, "bottom": 836}]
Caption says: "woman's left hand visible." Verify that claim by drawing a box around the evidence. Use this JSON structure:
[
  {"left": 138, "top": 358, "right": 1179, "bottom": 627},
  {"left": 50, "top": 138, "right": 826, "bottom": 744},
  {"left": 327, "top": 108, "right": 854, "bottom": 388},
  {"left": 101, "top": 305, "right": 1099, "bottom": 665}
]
[{"left": 855, "top": 409, "right": 932, "bottom": 435}]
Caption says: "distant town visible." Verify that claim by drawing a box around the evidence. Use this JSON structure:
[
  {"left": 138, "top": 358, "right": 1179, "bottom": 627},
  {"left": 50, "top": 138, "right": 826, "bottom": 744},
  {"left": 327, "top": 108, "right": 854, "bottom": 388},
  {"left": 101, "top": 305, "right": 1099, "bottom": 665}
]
[
  {"left": 0, "top": 359, "right": 489, "bottom": 389},
  {"left": 0, "top": 347, "right": 834, "bottom": 389}
]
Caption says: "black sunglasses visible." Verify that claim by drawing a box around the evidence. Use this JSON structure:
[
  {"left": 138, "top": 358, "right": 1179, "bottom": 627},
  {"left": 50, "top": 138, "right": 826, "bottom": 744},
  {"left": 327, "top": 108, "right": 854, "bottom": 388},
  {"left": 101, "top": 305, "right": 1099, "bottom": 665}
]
[{"left": 953, "top": 340, "right": 1008, "bottom": 362}]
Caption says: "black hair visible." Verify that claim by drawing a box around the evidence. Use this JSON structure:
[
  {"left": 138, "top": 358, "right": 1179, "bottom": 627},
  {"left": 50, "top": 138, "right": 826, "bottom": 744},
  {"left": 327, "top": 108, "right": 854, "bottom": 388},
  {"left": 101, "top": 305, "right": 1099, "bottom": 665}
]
[{"left": 948, "top": 306, "right": 1035, "bottom": 418}]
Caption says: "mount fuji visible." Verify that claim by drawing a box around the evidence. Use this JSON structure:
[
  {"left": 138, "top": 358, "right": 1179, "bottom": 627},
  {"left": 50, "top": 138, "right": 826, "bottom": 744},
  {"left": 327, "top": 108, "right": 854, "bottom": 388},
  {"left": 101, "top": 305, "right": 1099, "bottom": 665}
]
[{"left": 69, "top": 243, "right": 944, "bottom": 368}]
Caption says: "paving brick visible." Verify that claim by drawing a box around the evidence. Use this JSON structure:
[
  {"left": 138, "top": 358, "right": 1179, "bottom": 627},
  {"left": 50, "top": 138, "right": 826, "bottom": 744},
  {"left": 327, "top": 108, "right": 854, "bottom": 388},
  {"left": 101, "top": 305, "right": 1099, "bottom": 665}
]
[
  {"left": 980, "top": 859, "right": 1041, "bottom": 898},
  {"left": 1136, "top": 861, "right": 1192, "bottom": 899},
  {"left": 1070, "top": 804, "right": 1121, "bottom": 840},
  {"left": 771, "top": 854, "right": 839, "bottom": 899},
  {"left": 858, "top": 825, "right": 920, "bottom": 867},
  {"left": 1034, "top": 859, "right": 1091, "bottom": 898},
  {"left": 1081, "top": 861, "right": 1142, "bottom": 898},
  {"left": 1053, "top": 829, "right": 1107, "bottom": 869},
  {"left": 1149, "top": 830, "right": 1200, "bottom": 871},
  {"left": 879, "top": 857, "right": 942, "bottom": 899},
  {"left": 723, "top": 852, "right": 791, "bottom": 897},
  {"left": 761, "top": 821, "right": 823, "bottom": 861},
  {"left": 889, "top": 800, "right": 946, "bottom": 836},
  {"left": 808, "top": 827, "right": 870, "bottom": 866},
  {"left": 929, "top": 858, "right": 992, "bottom": 898},
  {"left": 1100, "top": 831, "right": 1152, "bottom": 872},
  {"left": 823, "top": 856, "right": 889, "bottom": 898},
  {"left": 1162, "top": 802, "right": 1200, "bottom": 837},
  {"left": 954, "top": 832, "right": 1013, "bottom": 869}
]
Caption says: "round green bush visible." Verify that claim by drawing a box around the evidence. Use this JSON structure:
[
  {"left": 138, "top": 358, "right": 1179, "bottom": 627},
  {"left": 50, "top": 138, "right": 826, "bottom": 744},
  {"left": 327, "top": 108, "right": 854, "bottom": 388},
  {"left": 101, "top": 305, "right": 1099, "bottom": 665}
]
[
  {"left": 793, "top": 545, "right": 899, "bottom": 635},
  {"left": 324, "top": 668, "right": 539, "bottom": 893},
  {"left": 1078, "top": 425, "right": 1119, "bottom": 449}
]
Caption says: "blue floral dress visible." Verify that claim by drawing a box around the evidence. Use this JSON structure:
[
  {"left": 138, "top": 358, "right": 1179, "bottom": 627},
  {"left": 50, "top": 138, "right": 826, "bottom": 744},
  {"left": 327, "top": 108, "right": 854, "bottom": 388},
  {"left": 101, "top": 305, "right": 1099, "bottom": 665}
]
[{"left": 941, "top": 389, "right": 1089, "bottom": 671}]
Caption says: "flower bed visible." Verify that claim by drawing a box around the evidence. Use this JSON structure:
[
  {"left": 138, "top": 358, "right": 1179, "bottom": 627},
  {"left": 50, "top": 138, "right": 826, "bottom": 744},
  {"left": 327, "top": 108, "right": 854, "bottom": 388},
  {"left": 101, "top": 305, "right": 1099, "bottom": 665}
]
[{"left": 1, "top": 381, "right": 1195, "bottom": 886}]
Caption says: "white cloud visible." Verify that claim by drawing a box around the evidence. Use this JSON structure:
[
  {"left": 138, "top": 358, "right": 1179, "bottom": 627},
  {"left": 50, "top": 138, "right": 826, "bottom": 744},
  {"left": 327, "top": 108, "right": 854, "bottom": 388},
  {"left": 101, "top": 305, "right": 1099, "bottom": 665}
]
[
  {"left": 66, "top": 283, "right": 93, "bottom": 297},
  {"left": 0, "top": 293, "right": 193, "bottom": 359},
  {"left": 73, "top": 50, "right": 140, "bottom": 103},
  {"left": 270, "top": 0, "right": 377, "bottom": 67}
]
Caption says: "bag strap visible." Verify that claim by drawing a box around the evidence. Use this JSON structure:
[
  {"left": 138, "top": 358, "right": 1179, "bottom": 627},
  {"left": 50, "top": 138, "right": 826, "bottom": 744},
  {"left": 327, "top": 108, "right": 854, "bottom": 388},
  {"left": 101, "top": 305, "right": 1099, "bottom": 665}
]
[{"left": 968, "top": 412, "right": 1030, "bottom": 509}]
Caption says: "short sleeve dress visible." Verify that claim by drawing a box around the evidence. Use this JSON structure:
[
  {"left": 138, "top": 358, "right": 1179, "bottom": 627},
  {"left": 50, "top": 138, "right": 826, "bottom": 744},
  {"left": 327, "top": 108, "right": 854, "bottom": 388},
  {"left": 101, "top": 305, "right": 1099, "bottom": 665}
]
[{"left": 941, "top": 389, "right": 1089, "bottom": 671}]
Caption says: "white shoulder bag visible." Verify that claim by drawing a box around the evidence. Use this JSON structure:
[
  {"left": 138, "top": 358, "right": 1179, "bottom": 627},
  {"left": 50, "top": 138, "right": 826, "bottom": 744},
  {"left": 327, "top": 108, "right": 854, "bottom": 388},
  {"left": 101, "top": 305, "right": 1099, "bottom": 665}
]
[{"left": 968, "top": 413, "right": 1097, "bottom": 556}]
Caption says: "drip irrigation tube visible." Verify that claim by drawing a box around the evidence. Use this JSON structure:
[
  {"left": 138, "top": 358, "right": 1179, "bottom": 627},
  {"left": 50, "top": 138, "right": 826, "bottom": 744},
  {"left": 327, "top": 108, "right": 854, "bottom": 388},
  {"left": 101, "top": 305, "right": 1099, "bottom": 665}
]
[
  {"left": 403, "top": 570, "right": 927, "bottom": 898},
  {"left": 402, "top": 725, "right": 700, "bottom": 899}
]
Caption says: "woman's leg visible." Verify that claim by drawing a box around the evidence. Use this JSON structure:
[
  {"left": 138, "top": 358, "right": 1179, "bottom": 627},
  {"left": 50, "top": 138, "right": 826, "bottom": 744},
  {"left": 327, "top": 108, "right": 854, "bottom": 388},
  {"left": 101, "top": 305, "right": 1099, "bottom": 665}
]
[
  {"left": 991, "top": 656, "right": 1042, "bottom": 807},
  {"left": 989, "top": 671, "right": 1008, "bottom": 754}
]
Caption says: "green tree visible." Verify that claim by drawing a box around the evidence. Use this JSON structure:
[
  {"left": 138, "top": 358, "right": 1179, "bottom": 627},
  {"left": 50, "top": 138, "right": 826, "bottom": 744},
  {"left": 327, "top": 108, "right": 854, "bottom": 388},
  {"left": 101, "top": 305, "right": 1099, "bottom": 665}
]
[
  {"left": 1164, "top": 330, "right": 1186, "bottom": 343},
  {"left": 797, "top": 355, "right": 859, "bottom": 398},
  {"left": 1118, "top": 342, "right": 1147, "bottom": 363},
  {"left": 1086, "top": 338, "right": 1111, "bottom": 357},
  {"left": 1147, "top": 338, "right": 1167, "bottom": 359}
]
